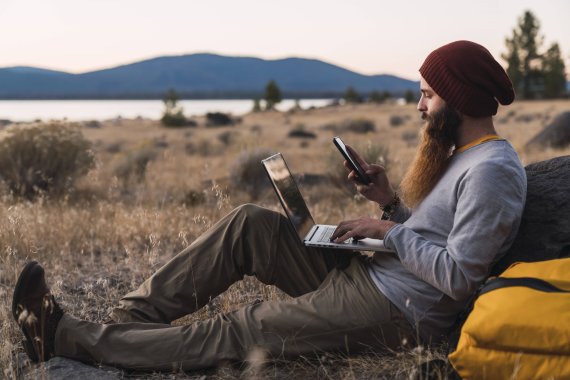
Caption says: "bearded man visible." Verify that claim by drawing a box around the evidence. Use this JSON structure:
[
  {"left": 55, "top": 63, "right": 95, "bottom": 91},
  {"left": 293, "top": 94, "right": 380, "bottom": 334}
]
[{"left": 12, "top": 41, "right": 526, "bottom": 371}]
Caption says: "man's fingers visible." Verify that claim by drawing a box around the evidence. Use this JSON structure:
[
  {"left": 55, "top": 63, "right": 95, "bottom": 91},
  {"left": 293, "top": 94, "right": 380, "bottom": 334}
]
[
  {"left": 331, "top": 220, "right": 365, "bottom": 243},
  {"left": 347, "top": 171, "right": 373, "bottom": 192},
  {"left": 347, "top": 170, "right": 361, "bottom": 182},
  {"left": 346, "top": 145, "right": 368, "bottom": 168},
  {"left": 365, "top": 165, "right": 383, "bottom": 176},
  {"left": 333, "top": 230, "right": 354, "bottom": 243},
  {"left": 331, "top": 228, "right": 348, "bottom": 241},
  {"left": 331, "top": 220, "right": 354, "bottom": 241}
]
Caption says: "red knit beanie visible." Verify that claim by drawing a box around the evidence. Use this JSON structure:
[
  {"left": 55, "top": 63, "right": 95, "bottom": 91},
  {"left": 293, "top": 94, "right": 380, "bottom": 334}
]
[{"left": 419, "top": 40, "right": 515, "bottom": 117}]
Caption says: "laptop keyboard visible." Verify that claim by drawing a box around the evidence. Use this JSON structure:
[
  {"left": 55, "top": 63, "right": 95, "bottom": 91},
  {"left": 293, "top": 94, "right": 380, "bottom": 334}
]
[{"left": 317, "top": 227, "right": 336, "bottom": 242}]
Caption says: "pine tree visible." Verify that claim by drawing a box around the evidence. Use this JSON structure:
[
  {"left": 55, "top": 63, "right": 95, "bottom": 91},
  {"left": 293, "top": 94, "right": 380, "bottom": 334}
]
[
  {"left": 503, "top": 38, "right": 523, "bottom": 94},
  {"left": 369, "top": 91, "right": 382, "bottom": 104},
  {"left": 264, "top": 80, "right": 282, "bottom": 110},
  {"left": 502, "top": 10, "right": 544, "bottom": 98},
  {"left": 252, "top": 98, "right": 262, "bottom": 112},
  {"left": 542, "top": 43, "right": 567, "bottom": 98},
  {"left": 161, "top": 89, "right": 187, "bottom": 127},
  {"left": 344, "top": 87, "right": 360, "bottom": 104},
  {"left": 404, "top": 90, "right": 417, "bottom": 104}
]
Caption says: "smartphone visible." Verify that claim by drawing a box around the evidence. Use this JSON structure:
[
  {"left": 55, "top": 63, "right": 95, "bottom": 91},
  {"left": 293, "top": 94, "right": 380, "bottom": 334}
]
[{"left": 332, "top": 137, "right": 371, "bottom": 185}]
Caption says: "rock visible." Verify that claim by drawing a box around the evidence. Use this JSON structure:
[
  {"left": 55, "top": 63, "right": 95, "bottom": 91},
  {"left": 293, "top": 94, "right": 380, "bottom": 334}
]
[
  {"left": 18, "top": 354, "right": 123, "bottom": 380},
  {"left": 84, "top": 120, "right": 102, "bottom": 129},
  {"left": 491, "top": 155, "right": 570, "bottom": 275},
  {"left": 526, "top": 111, "right": 570, "bottom": 150},
  {"left": 287, "top": 129, "right": 317, "bottom": 139},
  {"left": 205, "top": 112, "right": 234, "bottom": 127}
]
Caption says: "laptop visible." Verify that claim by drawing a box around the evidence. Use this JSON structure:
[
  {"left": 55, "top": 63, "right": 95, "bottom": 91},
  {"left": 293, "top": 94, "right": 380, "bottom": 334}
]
[{"left": 261, "top": 153, "right": 392, "bottom": 252}]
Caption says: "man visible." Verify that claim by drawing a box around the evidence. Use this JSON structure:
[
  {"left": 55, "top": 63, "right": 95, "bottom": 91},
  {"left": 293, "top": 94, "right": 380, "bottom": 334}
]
[{"left": 12, "top": 40, "right": 526, "bottom": 370}]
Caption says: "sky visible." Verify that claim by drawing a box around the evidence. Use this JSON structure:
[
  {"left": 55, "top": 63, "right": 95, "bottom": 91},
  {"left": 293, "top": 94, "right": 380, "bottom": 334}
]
[{"left": 0, "top": 0, "right": 569, "bottom": 80}]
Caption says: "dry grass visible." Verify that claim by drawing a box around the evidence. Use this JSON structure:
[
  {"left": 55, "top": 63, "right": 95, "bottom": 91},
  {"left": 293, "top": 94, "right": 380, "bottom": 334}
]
[{"left": 2, "top": 100, "right": 570, "bottom": 379}]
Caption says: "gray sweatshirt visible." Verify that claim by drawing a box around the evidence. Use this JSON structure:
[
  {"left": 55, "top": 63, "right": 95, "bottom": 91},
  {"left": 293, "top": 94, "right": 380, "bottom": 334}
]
[{"left": 368, "top": 140, "right": 527, "bottom": 342}]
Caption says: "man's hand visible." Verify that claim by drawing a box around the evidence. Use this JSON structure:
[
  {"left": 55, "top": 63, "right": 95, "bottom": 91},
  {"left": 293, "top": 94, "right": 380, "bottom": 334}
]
[
  {"left": 344, "top": 145, "right": 395, "bottom": 206},
  {"left": 330, "top": 218, "right": 396, "bottom": 243}
]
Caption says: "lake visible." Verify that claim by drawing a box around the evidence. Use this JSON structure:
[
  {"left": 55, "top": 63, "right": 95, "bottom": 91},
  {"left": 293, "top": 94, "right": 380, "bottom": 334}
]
[{"left": 0, "top": 99, "right": 334, "bottom": 122}]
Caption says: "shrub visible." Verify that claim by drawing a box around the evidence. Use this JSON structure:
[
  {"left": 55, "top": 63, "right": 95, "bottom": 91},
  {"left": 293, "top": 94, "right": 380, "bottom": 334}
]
[
  {"left": 0, "top": 122, "right": 94, "bottom": 199},
  {"left": 152, "top": 137, "right": 169, "bottom": 149},
  {"left": 320, "top": 119, "right": 376, "bottom": 134},
  {"left": 160, "top": 89, "right": 196, "bottom": 128},
  {"left": 288, "top": 124, "right": 316, "bottom": 139},
  {"left": 402, "top": 130, "right": 419, "bottom": 146},
  {"left": 515, "top": 113, "right": 538, "bottom": 123},
  {"left": 320, "top": 122, "right": 340, "bottom": 132},
  {"left": 363, "top": 142, "right": 390, "bottom": 168},
  {"left": 113, "top": 143, "right": 158, "bottom": 183},
  {"left": 84, "top": 120, "right": 102, "bottom": 129},
  {"left": 206, "top": 112, "right": 234, "bottom": 127},
  {"left": 342, "top": 118, "right": 376, "bottom": 133},
  {"left": 229, "top": 148, "right": 275, "bottom": 199},
  {"left": 250, "top": 125, "right": 263, "bottom": 136},
  {"left": 327, "top": 141, "right": 390, "bottom": 193},
  {"left": 182, "top": 189, "right": 206, "bottom": 207},
  {"left": 217, "top": 131, "right": 240, "bottom": 146},
  {"left": 161, "top": 112, "right": 196, "bottom": 128},
  {"left": 389, "top": 115, "right": 405, "bottom": 127},
  {"left": 185, "top": 139, "right": 217, "bottom": 156},
  {"left": 105, "top": 141, "right": 124, "bottom": 154}
]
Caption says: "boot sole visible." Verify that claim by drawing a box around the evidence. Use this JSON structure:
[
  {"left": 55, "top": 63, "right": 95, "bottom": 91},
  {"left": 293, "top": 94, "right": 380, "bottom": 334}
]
[{"left": 12, "top": 261, "right": 41, "bottom": 363}]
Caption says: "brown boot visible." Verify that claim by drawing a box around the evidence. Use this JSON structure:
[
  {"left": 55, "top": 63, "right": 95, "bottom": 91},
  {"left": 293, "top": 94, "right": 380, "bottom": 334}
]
[{"left": 12, "top": 261, "right": 64, "bottom": 362}]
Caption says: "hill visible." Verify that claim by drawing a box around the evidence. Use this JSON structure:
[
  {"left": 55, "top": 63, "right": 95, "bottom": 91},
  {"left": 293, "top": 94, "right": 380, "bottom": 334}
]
[{"left": 0, "top": 54, "right": 418, "bottom": 99}]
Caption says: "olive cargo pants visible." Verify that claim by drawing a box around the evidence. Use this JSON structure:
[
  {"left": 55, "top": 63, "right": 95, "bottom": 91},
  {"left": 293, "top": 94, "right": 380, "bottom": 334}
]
[{"left": 54, "top": 204, "right": 414, "bottom": 371}]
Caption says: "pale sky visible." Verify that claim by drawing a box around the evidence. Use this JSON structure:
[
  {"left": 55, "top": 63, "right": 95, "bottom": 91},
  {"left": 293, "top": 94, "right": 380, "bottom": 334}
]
[{"left": 0, "top": 0, "right": 568, "bottom": 80}]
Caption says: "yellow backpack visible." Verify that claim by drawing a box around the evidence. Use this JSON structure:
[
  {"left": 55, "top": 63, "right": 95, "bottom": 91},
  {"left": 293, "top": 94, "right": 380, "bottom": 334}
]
[{"left": 448, "top": 257, "right": 570, "bottom": 379}]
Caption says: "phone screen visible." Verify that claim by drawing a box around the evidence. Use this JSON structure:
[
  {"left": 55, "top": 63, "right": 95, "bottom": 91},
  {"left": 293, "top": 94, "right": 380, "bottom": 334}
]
[{"left": 333, "top": 137, "right": 371, "bottom": 184}]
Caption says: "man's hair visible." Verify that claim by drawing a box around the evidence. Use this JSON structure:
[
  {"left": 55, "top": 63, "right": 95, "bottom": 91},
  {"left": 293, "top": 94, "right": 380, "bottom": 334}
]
[{"left": 400, "top": 105, "right": 462, "bottom": 207}]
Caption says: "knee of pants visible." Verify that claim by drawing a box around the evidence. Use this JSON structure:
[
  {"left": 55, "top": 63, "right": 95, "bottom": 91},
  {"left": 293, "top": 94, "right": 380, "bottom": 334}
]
[{"left": 235, "top": 203, "right": 283, "bottom": 225}]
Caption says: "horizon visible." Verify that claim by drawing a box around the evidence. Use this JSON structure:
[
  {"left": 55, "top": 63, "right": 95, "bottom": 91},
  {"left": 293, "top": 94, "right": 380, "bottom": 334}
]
[
  {"left": 1, "top": 52, "right": 423, "bottom": 81},
  {"left": 0, "top": 0, "right": 569, "bottom": 80}
]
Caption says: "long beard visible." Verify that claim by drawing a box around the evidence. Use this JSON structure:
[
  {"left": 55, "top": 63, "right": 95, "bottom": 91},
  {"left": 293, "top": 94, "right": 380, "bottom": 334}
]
[{"left": 400, "top": 106, "right": 462, "bottom": 208}]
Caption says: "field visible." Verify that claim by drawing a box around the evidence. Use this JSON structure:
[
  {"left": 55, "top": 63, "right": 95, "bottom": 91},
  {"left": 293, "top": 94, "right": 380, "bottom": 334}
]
[{"left": 1, "top": 99, "right": 570, "bottom": 379}]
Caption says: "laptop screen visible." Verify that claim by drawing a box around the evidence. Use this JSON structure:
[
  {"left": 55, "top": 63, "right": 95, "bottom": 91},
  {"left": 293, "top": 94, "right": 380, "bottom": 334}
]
[{"left": 262, "top": 153, "right": 316, "bottom": 240}]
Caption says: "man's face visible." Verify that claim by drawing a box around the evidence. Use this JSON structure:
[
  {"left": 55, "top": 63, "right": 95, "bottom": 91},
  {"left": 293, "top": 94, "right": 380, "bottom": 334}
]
[
  {"left": 399, "top": 76, "right": 463, "bottom": 207},
  {"left": 417, "top": 77, "right": 446, "bottom": 120}
]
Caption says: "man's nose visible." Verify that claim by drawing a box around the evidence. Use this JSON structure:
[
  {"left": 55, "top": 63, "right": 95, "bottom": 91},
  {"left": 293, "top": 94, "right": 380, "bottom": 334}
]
[{"left": 417, "top": 98, "right": 426, "bottom": 112}]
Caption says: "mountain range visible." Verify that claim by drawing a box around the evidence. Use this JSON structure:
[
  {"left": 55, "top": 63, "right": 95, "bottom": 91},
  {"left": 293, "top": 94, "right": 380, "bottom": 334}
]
[{"left": 0, "top": 54, "right": 419, "bottom": 99}]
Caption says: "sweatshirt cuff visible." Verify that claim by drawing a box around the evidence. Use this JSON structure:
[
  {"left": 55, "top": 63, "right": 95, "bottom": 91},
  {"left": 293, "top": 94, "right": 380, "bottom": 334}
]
[{"left": 384, "top": 223, "right": 405, "bottom": 251}]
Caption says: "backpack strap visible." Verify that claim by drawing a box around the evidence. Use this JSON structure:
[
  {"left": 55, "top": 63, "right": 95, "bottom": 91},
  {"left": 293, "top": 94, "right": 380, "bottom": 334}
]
[{"left": 479, "top": 276, "right": 570, "bottom": 296}]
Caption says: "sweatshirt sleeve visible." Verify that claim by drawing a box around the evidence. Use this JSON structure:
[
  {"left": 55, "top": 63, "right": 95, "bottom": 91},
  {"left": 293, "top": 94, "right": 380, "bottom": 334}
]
[{"left": 383, "top": 160, "right": 526, "bottom": 301}]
